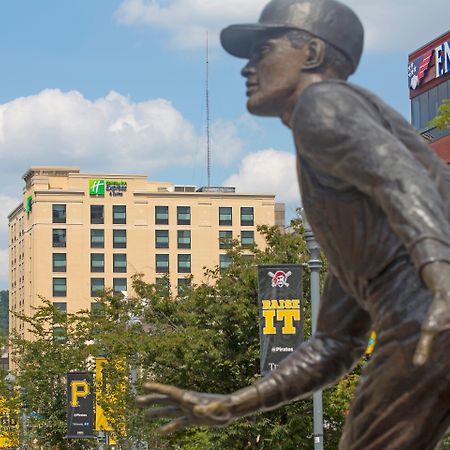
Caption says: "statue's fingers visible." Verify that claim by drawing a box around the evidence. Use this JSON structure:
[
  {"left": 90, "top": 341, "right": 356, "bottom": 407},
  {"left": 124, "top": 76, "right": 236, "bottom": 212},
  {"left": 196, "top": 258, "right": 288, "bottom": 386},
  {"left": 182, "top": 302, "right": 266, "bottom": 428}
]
[
  {"left": 145, "top": 406, "right": 183, "bottom": 420},
  {"left": 413, "top": 330, "right": 434, "bottom": 367},
  {"left": 142, "top": 383, "right": 185, "bottom": 402},
  {"left": 136, "top": 394, "right": 177, "bottom": 408},
  {"left": 159, "top": 417, "right": 190, "bottom": 435}
]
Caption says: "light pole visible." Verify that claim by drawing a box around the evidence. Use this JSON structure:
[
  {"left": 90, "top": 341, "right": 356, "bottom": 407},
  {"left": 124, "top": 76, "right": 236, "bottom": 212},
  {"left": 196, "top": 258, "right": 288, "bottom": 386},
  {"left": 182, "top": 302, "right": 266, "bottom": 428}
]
[{"left": 301, "top": 210, "right": 324, "bottom": 450}]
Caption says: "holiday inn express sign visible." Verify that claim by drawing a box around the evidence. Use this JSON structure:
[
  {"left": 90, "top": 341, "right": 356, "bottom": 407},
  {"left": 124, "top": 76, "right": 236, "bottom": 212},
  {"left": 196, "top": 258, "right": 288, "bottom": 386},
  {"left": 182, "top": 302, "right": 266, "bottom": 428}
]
[{"left": 89, "top": 179, "right": 127, "bottom": 197}]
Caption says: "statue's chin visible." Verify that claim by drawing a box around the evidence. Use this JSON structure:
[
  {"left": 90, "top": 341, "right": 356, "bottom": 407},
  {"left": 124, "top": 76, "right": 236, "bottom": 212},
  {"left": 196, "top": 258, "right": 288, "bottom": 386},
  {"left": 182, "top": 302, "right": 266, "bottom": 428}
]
[{"left": 246, "top": 98, "right": 278, "bottom": 117}]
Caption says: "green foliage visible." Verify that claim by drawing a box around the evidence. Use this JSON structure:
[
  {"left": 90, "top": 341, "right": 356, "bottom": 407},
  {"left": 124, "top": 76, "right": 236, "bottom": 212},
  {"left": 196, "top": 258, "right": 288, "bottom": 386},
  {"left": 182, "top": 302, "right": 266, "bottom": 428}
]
[
  {"left": 429, "top": 99, "right": 450, "bottom": 130},
  {"left": 9, "top": 221, "right": 363, "bottom": 449}
]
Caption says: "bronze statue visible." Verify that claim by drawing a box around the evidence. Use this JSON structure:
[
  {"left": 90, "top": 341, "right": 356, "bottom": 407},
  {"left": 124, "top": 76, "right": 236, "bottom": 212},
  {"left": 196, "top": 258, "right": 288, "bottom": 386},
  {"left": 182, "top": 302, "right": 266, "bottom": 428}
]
[{"left": 137, "top": 0, "right": 450, "bottom": 448}]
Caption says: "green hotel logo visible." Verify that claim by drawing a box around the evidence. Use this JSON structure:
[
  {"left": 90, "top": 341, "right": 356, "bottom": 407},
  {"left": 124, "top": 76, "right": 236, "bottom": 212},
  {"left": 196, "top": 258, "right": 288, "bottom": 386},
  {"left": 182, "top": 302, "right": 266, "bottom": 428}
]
[{"left": 89, "top": 179, "right": 105, "bottom": 196}]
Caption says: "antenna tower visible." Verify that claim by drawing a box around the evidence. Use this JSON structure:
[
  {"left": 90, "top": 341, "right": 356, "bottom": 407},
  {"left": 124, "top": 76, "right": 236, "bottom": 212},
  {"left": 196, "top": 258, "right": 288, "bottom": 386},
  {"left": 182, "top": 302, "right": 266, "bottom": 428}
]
[{"left": 206, "top": 31, "right": 211, "bottom": 187}]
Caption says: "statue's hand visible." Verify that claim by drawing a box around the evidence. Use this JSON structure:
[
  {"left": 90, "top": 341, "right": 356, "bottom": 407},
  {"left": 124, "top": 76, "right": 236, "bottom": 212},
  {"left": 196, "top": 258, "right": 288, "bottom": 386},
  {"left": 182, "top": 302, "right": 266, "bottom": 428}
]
[
  {"left": 136, "top": 383, "right": 235, "bottom": 434},
  {"left": 414, "top": 261, "right": 450, "bottom": 366}
]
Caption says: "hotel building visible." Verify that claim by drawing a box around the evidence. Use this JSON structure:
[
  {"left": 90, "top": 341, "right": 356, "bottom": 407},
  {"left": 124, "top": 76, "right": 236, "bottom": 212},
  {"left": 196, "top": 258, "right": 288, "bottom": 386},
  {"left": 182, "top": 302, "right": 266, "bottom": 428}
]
[{"left": 8, "top": 167, "right": 284, "bottom": 339}]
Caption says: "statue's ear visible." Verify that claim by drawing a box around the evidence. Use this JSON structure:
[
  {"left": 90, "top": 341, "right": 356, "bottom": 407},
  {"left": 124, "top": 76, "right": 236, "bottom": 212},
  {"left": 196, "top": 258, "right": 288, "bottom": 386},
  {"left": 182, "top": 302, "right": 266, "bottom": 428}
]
[{"left": 303, "top": 38, "right": 326, "bottom": 70}]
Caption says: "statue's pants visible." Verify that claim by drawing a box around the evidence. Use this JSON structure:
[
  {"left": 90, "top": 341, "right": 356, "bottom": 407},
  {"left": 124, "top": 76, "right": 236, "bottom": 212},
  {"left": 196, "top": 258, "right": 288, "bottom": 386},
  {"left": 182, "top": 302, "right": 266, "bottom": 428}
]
[{"left": 340, "top": 258, "right": 450, "bottom": 450}]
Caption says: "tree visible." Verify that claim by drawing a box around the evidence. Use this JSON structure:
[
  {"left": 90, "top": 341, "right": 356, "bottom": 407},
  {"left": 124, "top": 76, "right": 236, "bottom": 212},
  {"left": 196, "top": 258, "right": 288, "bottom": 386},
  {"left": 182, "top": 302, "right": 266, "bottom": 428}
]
[
  {"left": 430, "top": 99, "right": 450, "bottom": 130},
  {"left": 10, "top": 299, "right": 96, "bottom": 449},
  {"left": 9, "top": 220, "right": 365, "bottom": 449}
]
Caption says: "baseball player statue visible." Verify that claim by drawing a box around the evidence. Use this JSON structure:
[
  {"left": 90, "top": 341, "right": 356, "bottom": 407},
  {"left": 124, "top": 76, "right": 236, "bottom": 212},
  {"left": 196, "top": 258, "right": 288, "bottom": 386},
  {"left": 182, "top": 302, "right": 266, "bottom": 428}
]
[{"left": 137, "top": 1, "right": 450, "bottom": 448}]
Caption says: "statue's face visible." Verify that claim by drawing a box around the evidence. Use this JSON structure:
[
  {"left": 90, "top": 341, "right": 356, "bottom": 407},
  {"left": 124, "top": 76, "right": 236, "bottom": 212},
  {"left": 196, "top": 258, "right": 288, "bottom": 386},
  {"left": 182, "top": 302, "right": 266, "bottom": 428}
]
[{"left": 241, "top": 34, "right": 308, "bottom": 117}]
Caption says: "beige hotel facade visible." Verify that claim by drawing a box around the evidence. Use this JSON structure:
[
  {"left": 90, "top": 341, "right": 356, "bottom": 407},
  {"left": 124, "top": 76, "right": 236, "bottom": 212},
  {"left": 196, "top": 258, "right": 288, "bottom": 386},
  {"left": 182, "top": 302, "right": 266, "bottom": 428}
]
[{"left": 8, "top": 166, "right": 285, "bottom": 339}]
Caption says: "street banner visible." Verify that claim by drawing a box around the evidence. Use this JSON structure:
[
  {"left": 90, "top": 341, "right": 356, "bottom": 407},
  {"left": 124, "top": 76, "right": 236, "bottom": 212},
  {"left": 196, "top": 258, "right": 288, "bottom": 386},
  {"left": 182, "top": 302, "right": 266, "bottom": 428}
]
[
  {"left": 67, "top": 372, "right": 95, "bottom": 439},
  {"left": 258, "top": 264, "right": 303, "bottom": 375},
  {"left": 95, "top": 357, "right": 125, "bottom": 441},
  {"left": 0, "top": 397, "right": 19, "bottom": 448}
]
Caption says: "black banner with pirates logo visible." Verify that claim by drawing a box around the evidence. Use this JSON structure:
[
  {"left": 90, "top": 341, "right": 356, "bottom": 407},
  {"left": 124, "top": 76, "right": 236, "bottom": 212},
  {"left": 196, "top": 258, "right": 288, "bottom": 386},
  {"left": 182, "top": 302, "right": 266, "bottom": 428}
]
[
  {"left": 67, "top": 372, "right": 95, "bottom": 439},
  {"left": 258, "top": 264, "right": 303, "bottom": 375}
]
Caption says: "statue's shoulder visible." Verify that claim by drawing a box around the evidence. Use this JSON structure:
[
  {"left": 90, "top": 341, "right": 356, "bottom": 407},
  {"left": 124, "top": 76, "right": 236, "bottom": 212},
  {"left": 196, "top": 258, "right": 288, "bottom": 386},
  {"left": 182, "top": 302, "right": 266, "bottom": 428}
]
[{"left": 293, "top": 80, "right": 377, "bottom": 137}]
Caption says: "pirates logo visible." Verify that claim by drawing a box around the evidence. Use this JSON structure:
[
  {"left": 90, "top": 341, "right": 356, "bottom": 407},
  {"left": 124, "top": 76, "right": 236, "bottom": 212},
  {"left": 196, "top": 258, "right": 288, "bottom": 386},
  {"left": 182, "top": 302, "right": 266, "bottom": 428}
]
[{"left": 268, "top": 270, "right": 292, "bottom": 288}]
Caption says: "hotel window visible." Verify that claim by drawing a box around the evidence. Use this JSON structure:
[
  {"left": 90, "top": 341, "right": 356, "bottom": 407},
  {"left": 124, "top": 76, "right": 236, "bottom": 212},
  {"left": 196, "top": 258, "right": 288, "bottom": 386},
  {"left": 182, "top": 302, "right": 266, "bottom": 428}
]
[
  {"left": 52, "top": 253, "right": 67, "bottom": 272},
  {"left": 155, "top": 230, "right": 169, "bottom": 249},
  {"left": 91, "top": 278, "right": 105, "bottom": 297},
  {"left": 177, "top": 206, "right": 190, "bottom": 225},
  {"left": 219, "top": 231, "right": 232, "bottom": 249},
  {"left": 91, "top": 229, "right": 104, "bottom": 248},
  {"left": 178, "top": 254, "right": 191, "bottom": 273},
  {"left": 53, "top": 302, "right": 67, "bottom": 313},
  {"left": 156, "top": 254, "right": 169, "bottom": 273},
  {"left": 113, "top": 278, "right": 127, "bottom": 294},
  {"left": 220, "top": 255, "right": 232, "bottom": 272},
  {"left": 155, "top": 206, "right": 169, "bottom": 225},
  {"left": 113, "top": 254, "right": 127, "bottom": 273},
  {"left": 53, "top": 326, "right": 66, "bottom": 344},
  {"left": 52, "top": 204, "right": 66, "bottom": 224},
  {"left": 177, "top": 230, "right": 191, "bottom": 249},
  {"left": 52, "top": 229, "right": 66, "bottom": 248},
  {"left": 113, "top": 205, "right": 126, "bottom": 224},
  {"left": 219, "top": 207, "right": 232, "bottom": 226},
  {"left": 90, "top": 302, "right": 104, "bottom": 317},
  {"left": 91, "top": 205, "right": 104, "bottom": 224},
  {"left": 241, "top": 231, "right": 255, "bottom": 248},
  {"left": 113, "top": 230, "right": 127, "bottom": 249},
  {"left": 53, "top": 278, "right": 67, "bottom": 297},
  {"left": 177, "top": 278, "right": 191, "bottom": 296},
  {"left": 156, "top": 278, "right": 170, "bottom": 296},
  {"left": 90, "top": 253, "right": 105, "bottom": 273},
  {"left": 240, "top": 207, "right": 254, "bottom": 226}
]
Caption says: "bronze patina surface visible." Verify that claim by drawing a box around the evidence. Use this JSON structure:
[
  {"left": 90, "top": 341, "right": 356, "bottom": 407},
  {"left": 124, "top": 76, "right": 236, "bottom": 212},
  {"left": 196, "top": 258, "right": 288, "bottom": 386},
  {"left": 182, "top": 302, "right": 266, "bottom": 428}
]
[{"left": 138, "top": 1, "right": 450, "bottom": 448}]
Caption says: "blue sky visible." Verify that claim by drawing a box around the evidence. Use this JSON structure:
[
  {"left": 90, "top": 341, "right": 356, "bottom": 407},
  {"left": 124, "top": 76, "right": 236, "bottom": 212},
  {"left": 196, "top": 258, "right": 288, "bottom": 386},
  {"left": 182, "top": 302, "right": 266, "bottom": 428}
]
[{"left": 0, "top": 0, "right": 448, "bottom": 288}]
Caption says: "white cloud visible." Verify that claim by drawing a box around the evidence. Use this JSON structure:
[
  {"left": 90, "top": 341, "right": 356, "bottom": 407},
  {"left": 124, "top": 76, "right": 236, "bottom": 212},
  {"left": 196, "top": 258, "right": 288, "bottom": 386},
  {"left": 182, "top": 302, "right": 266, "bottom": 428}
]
[
  {"left": 0, "top": 89, "right": 242, "bottom": 176},
  {"left": 224, "top": 149, "right": 300, "bottom": 212},
  {"left": 115, "top": 0, "right": 448, "bottom": 53}
]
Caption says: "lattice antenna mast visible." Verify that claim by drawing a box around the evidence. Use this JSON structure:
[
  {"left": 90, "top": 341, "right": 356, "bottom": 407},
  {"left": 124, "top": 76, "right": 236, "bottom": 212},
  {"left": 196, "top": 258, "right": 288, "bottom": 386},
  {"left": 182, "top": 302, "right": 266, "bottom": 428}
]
[{"left": 206, "top": 31, "right": 211, "bottom": 187}]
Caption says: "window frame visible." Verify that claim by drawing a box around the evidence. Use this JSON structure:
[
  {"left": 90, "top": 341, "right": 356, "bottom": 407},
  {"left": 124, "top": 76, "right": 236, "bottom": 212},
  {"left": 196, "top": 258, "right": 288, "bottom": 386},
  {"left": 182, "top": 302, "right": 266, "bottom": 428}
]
[
  {"left": 155, "top": 254, "right": 169, "bottom": 273},
  {"left": 219, "top": 230, "right": 233, "bottom": 249},
  {"left": 91, "top": 278, "right": 105, "bottom": 297},
  {"left": 90, "top": 205, "right": 104, "bottom": 224},
  {"left": 113, "top": 205, "right": 126, "bottom": 225},
  {"left": 53, "top": 277, "right": 67, "bottom": 297},
  {"left": 155, "top": 206, "right": 169, "bottom": 225},
  {"left": 240, "top": 207, "right": 254, "bottom": 226},
  {"left": 155, "top": 230, "right": 169, "bottom": 249},
  {"left": 113, "top": 253, "right": 127, "bottom": 273},
  {"left": 219, "top": 207, "right": 232, "bottom": 226},
  {"left": 113, "top": 229, "right": 127, "bottom": 249},
  {"left": 90, "top": 253, "right": 105, "bottom": 273},
  {"left": 177, "top": 206, "right": 191, "bottom": 225},
  {"left": 177, "top": 230, "right": 191, "bottom": 249},
  {"left": 52, "top": 253, "right": 67, "bottom": 273},
  {"left": 241, "top": 230, "right": 255, "bottom": 248},
  {"left": 113, "top": 277, "right": 127, "bottom": 294},
  {"left": 52, "top": 228, "right": 66, "bottom": 248},
  {"left": 52, "top": 204, "right": 66, "bottom": 224},
  {"left": 90, "top": 229, "right": 105, "bottom": 249},
  {"left": 177, "top": 254, "right": 191, "bottom": 274}
]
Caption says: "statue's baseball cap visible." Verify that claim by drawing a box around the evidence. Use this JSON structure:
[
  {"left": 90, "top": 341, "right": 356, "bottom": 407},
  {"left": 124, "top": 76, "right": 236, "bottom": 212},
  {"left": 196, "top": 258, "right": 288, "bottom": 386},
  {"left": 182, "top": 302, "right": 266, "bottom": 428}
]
[{"left": 220, "top": 0, "right": 364, "bottom": 74}]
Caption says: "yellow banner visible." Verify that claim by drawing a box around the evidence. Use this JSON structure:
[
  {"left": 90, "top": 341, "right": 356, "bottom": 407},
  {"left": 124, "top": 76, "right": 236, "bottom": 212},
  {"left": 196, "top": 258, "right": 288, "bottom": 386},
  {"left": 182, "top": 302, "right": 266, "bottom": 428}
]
[
  {"left": 95, "top": 357, "right": 113, "bottom": 432},
  {"left": 366, "top": 331, "right": 376, "bottom": 355},
  {"left": 95, "top": 357, "right": 126, "bottom": 442},
  {"left": 0, "top": 397, "right": 19, "bottom": 448}
]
